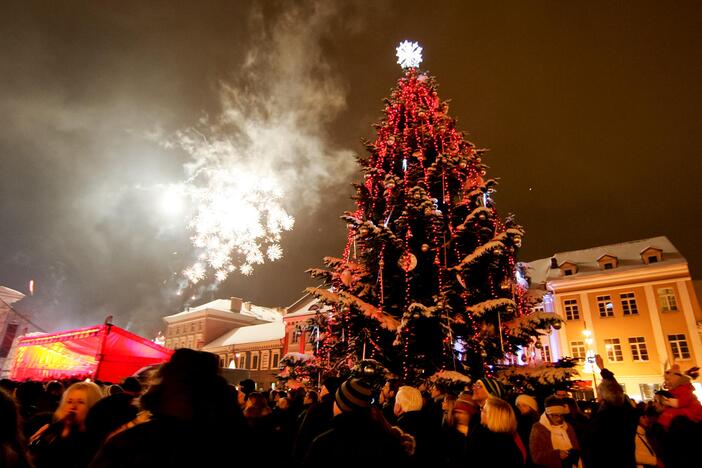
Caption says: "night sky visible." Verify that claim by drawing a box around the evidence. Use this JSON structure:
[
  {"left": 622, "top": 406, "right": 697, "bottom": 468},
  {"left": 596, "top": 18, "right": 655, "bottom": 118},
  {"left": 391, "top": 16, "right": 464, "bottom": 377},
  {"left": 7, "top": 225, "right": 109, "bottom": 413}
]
[{"left": 2, "top": 1, "right": 701, "bottom": 336}]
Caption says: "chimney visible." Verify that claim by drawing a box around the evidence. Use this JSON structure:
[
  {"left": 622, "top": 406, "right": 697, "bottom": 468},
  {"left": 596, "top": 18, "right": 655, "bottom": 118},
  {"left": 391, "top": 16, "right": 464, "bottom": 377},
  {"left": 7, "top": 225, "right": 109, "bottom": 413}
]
[
  {"left": 550, "top": 257, "right": 558, "bottom": 269},
  {"left": 230, "top": 297, "right": 243, "bottom": 312}
]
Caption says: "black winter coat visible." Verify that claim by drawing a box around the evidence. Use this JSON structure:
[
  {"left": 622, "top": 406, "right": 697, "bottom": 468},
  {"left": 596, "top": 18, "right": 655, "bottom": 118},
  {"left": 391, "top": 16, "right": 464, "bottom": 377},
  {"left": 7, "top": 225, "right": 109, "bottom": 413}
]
[
  {"left": 465, "top": 424, "right": 525, "bottom": 468},
  {"left": 293, "top": 393, "right": 335, "bottom": 463},
  {"left": 582, "top": 402, "right": 638, "bottom": 468},
  {"left": 304, "top": 410, "right": 410, "bottom": 468}
]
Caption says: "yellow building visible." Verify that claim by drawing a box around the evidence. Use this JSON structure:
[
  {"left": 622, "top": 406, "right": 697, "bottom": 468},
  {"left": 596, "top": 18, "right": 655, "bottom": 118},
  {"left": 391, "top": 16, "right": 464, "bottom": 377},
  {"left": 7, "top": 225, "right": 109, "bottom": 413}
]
[{"left": 527, "top": 236, "right": 702, "bottom": 401}]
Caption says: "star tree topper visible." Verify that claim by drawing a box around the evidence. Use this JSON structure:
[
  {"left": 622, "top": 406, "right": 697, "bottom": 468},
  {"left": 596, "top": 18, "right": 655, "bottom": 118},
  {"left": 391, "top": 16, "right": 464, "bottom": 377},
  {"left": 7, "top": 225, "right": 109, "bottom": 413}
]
[{"left": 396, "top": 40, "right": 423, "bottom": 69}]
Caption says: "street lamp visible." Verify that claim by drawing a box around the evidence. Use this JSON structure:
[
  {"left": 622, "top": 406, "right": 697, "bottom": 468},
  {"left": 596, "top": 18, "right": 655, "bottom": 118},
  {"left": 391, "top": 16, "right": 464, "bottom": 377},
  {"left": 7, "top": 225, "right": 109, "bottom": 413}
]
[{"left": 582, "top": 327, "right": 598, "bottom": 398}]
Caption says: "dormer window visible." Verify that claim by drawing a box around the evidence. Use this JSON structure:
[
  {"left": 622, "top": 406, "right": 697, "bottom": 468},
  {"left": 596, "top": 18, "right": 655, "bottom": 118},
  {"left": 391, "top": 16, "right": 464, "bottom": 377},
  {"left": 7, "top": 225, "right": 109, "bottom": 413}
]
[
  {"left": 559, "top": 261, "right": 578, "bottom": 277},
  {"left": 640, "top": 247, "right": 663, "bottom": 265},
  {"left": 597, "top": 254, "right": 618, "bottom": 271}
]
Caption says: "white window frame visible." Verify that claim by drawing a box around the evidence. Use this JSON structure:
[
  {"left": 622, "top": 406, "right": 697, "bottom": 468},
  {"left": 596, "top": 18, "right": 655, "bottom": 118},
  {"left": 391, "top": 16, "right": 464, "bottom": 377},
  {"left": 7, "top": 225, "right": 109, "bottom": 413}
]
[
  {"left": 620, "top": 292, "right": 639, "bottom": 316},
  {"left": 628, "top": 337, "right": 649, "bottom": 361},
  {"left": 668, "top": 334, "right": 691, "bottom": 360},
  {"left": 657, "top": 287, "right": 678, "bottom": 312},
  {"left": 570, "top": 341, "right": 586, "bottom": 360},
  {"left": 238, "top": 352, "right": 247, "bottom": 369},
  {"left": 540, "top": 345, "right": 552, "bottom": 362},
  {"left": 596, "top": 295, "right": 614, "bottom": 318},
  {"left": 260, "top": 350, "right": 270, "bottom": 370},
  {"left": 564, "top": 299, "right": 580, "bottom": 320},
  {"left": 604, "top": 338, "right": 624, "bottom": 362}
]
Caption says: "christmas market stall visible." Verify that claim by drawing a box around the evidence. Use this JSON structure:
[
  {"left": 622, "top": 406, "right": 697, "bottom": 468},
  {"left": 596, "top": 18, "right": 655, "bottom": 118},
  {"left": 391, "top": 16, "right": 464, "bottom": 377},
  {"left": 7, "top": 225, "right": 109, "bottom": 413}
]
[{"left": 9, "top": 323, "right": 173, "bottom": 382}]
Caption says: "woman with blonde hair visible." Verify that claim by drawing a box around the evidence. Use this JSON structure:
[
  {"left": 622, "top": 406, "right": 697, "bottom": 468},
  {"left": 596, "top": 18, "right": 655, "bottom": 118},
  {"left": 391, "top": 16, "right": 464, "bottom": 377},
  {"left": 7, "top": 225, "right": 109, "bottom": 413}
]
[
  {"left": 466, "top": 397, "right": 525, "bottom": 466},
  {"left": 29, "top": 380, "right": 103, "bottom": 468}
]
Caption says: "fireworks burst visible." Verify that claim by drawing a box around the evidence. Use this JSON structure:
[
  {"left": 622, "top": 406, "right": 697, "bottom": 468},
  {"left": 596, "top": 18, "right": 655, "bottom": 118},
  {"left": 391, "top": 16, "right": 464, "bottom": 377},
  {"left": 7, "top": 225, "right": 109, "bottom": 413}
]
[{"left": 171, "top": 130, "right": 295, "bottom": 285}]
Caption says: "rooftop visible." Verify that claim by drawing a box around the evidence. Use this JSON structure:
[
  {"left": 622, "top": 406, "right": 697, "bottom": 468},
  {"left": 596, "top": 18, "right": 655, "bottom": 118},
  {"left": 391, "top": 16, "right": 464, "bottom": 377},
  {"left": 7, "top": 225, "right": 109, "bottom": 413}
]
[
  {"left": 203, "top": 320, "right": 285, "bottom": 349},
  {"left": 163, "top": 297, "right": 282, "bottom": 324},
  {"left": 525, "top": 236, "right": 685, "bottom": 286}
]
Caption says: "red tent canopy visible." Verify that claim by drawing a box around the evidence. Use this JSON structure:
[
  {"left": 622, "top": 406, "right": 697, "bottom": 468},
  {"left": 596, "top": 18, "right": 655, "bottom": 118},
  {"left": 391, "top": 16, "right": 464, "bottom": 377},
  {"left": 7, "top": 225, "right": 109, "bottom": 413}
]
[{"left": 10, "top": 324, "right": 173, "bottom": 383}]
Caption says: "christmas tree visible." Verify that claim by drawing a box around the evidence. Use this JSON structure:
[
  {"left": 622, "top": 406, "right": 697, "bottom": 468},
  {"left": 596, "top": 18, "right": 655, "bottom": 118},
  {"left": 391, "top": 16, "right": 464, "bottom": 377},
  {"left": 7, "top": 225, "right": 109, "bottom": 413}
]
[{"left": 307, "top": 42, "right": 560, "bottom": 385}]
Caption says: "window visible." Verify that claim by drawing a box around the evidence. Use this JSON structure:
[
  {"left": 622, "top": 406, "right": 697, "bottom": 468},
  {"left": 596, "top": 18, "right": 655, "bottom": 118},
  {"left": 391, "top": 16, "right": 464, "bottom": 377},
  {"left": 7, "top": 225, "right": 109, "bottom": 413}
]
[
  {"left": 564, "top": 269, "right": 574, "bottom": 276},
  {"left": 238, "top": 353, "right": 246, "bottom": 369},
  {"left": 597, "top": 295, "right": 614, "bottom": 317},
  {"left": 620, "top": 293, "right": 639, "bottom": 316},
  {"left": 291, "top": 326, "right": 300, "bottom": 344},
  {"left": 261, "top": 351, "right": 270, "bottom": 370},
  {"left": 564, "top": 299, "right": 580, "bottom": 320},
  {"left": 190, "top": 323, "right": 195, "bottom": 332},
  {"left": 668, "top": 334, "right": 691, "bottom": 360},
  {"left": 251, "top": 353, "right": 259, "bottom": 370},
  {"left": 648, "top": 256, "right": 658, "bottom": 264},
  {"left": 658, "top": 288, "right": 678, "bottom": 312},
  {"left": 272, "top": 351, "right": 280, "bottom": 369},
  {"left": 540, "top": 345, "right": 552, "bottom": 363},
  {"left": 639, "top": 383, "right": 662, "bottom": 401},
  {"left": 629, "top": 337, "right": 649, "bottom": 361},
  {"left": 570, "top": 341, "right": 586, "bottom": 360},
  {"left": 604, "top": 263, "right": 614, "bottom": 270},
  {"left": 604, "top": 338, "right": 623, "bottom": 362},
  {"left": 198, "top": 321, "right": 203, "bottom": 331}
]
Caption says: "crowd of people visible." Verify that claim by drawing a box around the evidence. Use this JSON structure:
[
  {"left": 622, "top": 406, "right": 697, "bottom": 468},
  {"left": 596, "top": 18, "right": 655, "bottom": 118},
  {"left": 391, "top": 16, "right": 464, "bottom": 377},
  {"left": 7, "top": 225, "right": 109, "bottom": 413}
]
[{"left": 1, "top": 349, "right": 701, "bottom": 468}]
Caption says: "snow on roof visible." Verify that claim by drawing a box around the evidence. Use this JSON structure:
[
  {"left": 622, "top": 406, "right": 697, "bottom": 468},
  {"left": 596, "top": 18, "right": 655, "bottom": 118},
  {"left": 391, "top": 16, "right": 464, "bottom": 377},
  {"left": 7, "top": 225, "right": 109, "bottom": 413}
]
[
  {"left": 164, "top": 298, "right": 282, "bottom": 323},
  {"left": 0, "top": 285, "right": 25, "bottom": 305},
  {"left": 525, "top": 236, "right": 684, "bottom": 285},
  {"left": 203, "top": 321, "right": 285, "bottom": 349}
]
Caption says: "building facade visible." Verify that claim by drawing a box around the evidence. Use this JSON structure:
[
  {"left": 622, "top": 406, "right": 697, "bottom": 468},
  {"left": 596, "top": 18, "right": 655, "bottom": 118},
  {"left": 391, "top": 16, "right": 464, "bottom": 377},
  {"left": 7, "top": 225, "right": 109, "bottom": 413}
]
[
  {"left": 283, "top": 294, "right": 326, "bottom": 357},
  {"left": 163, "top": 296, "right": 292, "bottom": 389},
  {"left": 0, "top": 285, "right": 37, "bottom": 377},
  {"left": 527, "top": 236, "right": 702, "bottom": 401}
]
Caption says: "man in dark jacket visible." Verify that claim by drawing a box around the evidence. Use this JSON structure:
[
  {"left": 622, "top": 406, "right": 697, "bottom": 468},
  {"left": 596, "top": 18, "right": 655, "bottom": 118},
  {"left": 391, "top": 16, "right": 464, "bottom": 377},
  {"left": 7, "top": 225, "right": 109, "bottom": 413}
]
[
  {"left": 292, "top": 377, "right": 341, "bottom": 464},
  {"left": 582, "top": 354, "right": 638, "bottom": 468},
  {"left": 394, "top": 385, "right": 434, "bottom": 467},
  {"left": 304, "top": 378, "right": 410, "bottom": 468}
]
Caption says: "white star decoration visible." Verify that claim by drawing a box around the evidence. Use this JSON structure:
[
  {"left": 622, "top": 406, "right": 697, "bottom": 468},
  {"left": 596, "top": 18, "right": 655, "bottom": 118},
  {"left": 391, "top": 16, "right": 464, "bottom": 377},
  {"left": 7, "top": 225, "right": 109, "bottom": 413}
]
[{"left": 396, "top": 40, "right": 423, "bottom": 69}]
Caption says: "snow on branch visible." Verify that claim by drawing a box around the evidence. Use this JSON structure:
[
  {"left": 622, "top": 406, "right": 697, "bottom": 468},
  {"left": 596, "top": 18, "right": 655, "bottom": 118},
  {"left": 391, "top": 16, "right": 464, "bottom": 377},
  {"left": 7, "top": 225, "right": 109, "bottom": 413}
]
[
  {"left": 456, "top": 207, "right": 492, "bottom": 231},
  {"left": 466, "top": 298, "right": 515, "bottom": 317},
  {"left": 496, "top": 363, "right": 579, "bottom": 386},
  {"left": 494, "top": 227, "right": 524, "bottom": 243},
  {"left": 452, "top": 240, "right": 505, "bottom": 271},
  {"left": 428, "top": 369, "right": 472, "bottom": 385},
  {"left": 505, "top": 311, "right": 562, "bottom": 338},
  {"left": 306, "top": 287, "right": 400, "bottom": 331}
]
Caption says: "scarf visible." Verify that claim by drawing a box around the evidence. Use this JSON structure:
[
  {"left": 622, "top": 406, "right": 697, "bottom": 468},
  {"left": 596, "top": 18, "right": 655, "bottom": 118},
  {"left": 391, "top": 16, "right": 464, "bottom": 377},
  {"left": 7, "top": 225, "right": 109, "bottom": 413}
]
[{"left": 539, "top": 412, "right": 572, "bottom": 452}]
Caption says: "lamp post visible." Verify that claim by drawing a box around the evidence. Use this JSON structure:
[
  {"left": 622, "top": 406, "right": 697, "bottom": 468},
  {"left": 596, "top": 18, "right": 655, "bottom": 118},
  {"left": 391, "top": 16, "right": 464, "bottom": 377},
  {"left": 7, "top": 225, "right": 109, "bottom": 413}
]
[{"left": 582, "top": 328, "right": 598, "bottom": 398}]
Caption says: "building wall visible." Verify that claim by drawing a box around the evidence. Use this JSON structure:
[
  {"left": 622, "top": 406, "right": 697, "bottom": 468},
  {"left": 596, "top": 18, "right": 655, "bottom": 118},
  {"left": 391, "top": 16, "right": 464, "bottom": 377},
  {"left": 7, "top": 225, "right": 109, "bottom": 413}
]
[
  {"left": 550, "top": 269, "right": 702, "bottom": 401},
  {"left": 208, "top": 340, "right": 284, "bottom": 390}
]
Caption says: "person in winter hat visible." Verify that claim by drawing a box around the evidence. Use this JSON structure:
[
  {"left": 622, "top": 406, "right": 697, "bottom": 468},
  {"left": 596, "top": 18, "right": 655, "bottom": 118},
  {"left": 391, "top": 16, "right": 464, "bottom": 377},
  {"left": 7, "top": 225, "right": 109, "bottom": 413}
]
[
  {"left": 529, "top": 396, "right": 581, "bottom": 468},
  {"left": 656, "top": 363, "right": 702, "bottom": 429},
  {"left": 472, "top": 377, "right": 505, "bottom": 408},
  {"left": 515, "top": 395, "right": 539, "bottom": 464},
  {"left": 304, "top": 378, "right": 411, "bottom": 467}
]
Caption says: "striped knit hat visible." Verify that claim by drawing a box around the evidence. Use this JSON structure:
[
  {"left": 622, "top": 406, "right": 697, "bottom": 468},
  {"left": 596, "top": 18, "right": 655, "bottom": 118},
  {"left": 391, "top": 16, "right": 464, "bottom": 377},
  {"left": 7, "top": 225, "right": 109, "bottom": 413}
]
[
  {"left": 335, "top": 378, "right": 373, "bottom": 412},
  {"left": 478, "top": 377, "right": 505, "bottom": 399}
]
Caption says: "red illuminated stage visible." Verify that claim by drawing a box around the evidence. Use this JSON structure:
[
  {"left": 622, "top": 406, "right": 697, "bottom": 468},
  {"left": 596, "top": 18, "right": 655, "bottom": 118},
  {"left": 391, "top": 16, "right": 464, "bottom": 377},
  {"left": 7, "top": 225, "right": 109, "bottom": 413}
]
[{"left": 9, "top": 324, "right": 173, "bottom": 383}]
